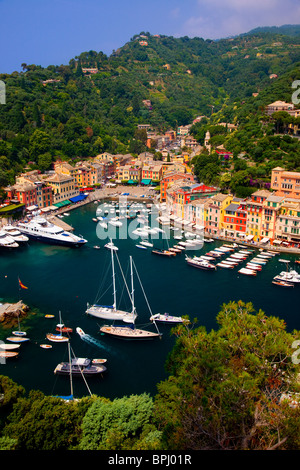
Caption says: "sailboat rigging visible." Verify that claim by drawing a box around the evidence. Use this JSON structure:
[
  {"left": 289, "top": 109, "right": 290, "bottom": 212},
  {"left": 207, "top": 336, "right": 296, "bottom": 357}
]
[
  {"left": 46, "top": 311, "right": 70, "bottom": 343},
  {"left": 99, "top": 256, "right": 162, "bottom": 340},
  {"left": 151, "top": 231, "right": 176, "bottom": 257},
  {"left": 54, "top": 341, "right": 96, "bottom": 401},
  {"left": 86, "top": 246, "right": 137, "bottom": 323}
]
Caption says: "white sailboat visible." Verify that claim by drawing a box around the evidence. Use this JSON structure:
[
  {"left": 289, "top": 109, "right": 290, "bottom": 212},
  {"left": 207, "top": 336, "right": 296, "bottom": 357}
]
[
  {"left": 46, "top": 311, "right": 70, "bottom": 343},
  {"left": 86, "top": 248, "right": 137, "bottom": 323},
  {"left": 99, "top": 257, "right": 162, "bottom": 340}
]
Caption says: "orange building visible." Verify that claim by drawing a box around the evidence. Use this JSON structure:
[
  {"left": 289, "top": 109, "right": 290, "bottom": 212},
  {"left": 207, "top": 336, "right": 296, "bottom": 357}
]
[
  {"left": 5, "top": 183, "right": 37, "bottom": 208},
  {"left": 160, "top": 172, "right": 194, "bottom": 202},
  {"left": 271, "top": 167, "right": 300, "bottom": 199}
]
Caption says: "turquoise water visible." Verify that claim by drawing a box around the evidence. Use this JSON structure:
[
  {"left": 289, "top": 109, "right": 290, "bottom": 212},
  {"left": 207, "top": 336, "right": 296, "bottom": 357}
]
[{"left": 0, "top": 201, "right": 299, "bottom": 399}]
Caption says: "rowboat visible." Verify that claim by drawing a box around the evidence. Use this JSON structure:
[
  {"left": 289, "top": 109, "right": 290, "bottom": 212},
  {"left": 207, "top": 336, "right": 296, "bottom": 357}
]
[
  {"left": 0, "top": 351, "right": 19, "bottom": 359},
  {"left": 0, "top": 343, "right": 20, "bottom": 350},
  {"left": 272, "top": 280, "right": 294, "bottom": 287},
  {"left": 46, "top": 333, "right": 69, "bottom": 343},
  {"left": 238, "top": 268, "right": 257, "bottom": 276}
]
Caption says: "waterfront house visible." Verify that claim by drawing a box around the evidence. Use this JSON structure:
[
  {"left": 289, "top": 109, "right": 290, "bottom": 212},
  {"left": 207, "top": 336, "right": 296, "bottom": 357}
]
[
  {"left": 141, "top": 164, "right": 163, "bottom": 183},
  {"left": 45, "top": 173, "right": 79, "bottom": 204},
  {"left": 260, "top": 194, "right": 284, "bottom": 242},
  {"left": 5, "top": 182, "right": 37, "bottom": 208},
  {"left": 166, "top": 180, "right": 219, "bottom": 219},
  {"left": 222, "top": 198, "right": 247, "bottom": 239},
  {"left": 275, "top": 199, "right": 300, "bottom": 245},
  {"left": 245, "top": 189, "right": 272, "bottom": 241},
  {"left": 116, "top": 164, "right": 141, "bottom": 183},
  {"left": 14, "top": 171, "right": 53, "bottom": 208},
  {"left": 206, "top": 193, "right": 233, "bottom": 237},
  {"left": 160, "top": 171, "right": 194, "bottom": 202}
]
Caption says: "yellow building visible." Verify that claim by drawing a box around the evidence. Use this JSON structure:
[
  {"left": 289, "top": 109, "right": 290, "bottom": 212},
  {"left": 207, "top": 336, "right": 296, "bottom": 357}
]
[
  {"left": 245, "top": 190, "right": 272, "bottom": 241},
  {"left": 45, "top": 173, "right": 79, "bottom": 204},
  {"left": 275, "top": 199, "right": 300, "bottom": 244}
]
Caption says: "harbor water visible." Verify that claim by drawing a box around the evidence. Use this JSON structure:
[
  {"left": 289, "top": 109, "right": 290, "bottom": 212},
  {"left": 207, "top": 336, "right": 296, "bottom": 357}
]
[{"left": 0, "top": 200, "right": 299, "bottom": 399}]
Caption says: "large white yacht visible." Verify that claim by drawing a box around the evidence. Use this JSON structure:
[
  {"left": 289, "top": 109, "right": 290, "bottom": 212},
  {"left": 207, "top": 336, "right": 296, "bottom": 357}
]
[
  {"left": 2, "top": 225, "right": 29, "bottom": 243},
  {"left": 0, "top": 230, "right": 19, "bottom": 248},
  {"left": 17, "top": 217, "right": 87, "bottom": 247}
]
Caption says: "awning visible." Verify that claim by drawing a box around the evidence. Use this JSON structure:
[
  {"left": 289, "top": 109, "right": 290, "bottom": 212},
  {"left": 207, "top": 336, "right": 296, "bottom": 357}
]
[
  {"left": 26, "top": 205, "right": 38, "bottom": 211},
  {"left": 141, "top": 179, "right": 152, "bottom": 185},
  {"left": 53, "top": 200, "right": 72, "bottom": 208},
  {"left": 128, "top": 180, "right": 138, "bottom": 184},
  {"left": 69, "top": 194, "right": 88, "bottom": 203},
  {"left": 246, "top": 234, "right": 254, "bottom": 240},
  {"left": 260, "top": 237, "right": 270, "bottom": 244},
  {"left": 273, "top": 240, "right": 282, "bottom": 245}
]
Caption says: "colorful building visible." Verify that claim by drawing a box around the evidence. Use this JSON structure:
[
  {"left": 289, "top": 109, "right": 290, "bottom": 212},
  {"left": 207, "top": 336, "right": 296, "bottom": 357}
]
[
  {"left": 160, "top": 172, "right": 194, "bottom": 202},
  {"left": 5, "top": 183, "right": 37, "bottom": 208},
  {"left": 205, "top": 193, "right": 233, "bottom": 236},
  {"left": 245, "top": 190, "right": 272, "bottom": 241},
  {"left": 260, "top": 194, "right": 284, "bottom": 241},
  {"left": 275, "top": 199, "right": 300, "bottom": 244},
  {"left": 45, "top": 173, "right": 79, "bottom": 204},
  {"left": 222, "top": 198, "right": 247, "bottom": 239},
  {"left": 166, "top": 181, "right": 219, "bottom": 219},
  {"left": 271, "top": 167, "right": 300, "bottom": 199}
]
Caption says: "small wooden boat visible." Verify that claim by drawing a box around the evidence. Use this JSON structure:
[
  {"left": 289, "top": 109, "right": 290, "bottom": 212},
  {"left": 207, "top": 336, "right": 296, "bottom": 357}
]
[
  {"left": 152, "top": 249, "right": 176, "bottom": 256},
  {"left": 169, "top": 247, "right": 181, "bottom": 253},
  {"left": 246, "top": 264, "right": 262, "bottom": 271},
  {"left": 0, "top": 343, "right": 20, "bottom": 350},
  {"left": 136, "top": 244, "right": 147, "bottom": 250},
  {"left": 238, "top": 268, "right": 257, "bottom": 276},
  {"left": 150, "top": 313, "right": 186, "bottom": 324},
  {"left": 12, "top": 330, "right": 27, "bottom": 337},
  {"left": 46, "top": 333, "right": 69, "bottom": 343},
  {"left": 40, "top": 344, "right": 53, "bottom": 349},
  {"left": 45, "top": 314, "right": 55, "bottom": 318},
  {"left": 6, "top": 336, "right": 30, "bottom": 343},
  {"left": 217, "top": 262, "right": 235, "bottom": 269},
  {"left": 92, "top": 358, "right": 107, "bottom": 364},
  {"left": 55, "top": 325, "right": 73, "bottom": 333},
  {"left": 0, "top": 351, "right": 19, "bottom": 359},
  {"left": 272, "top": 280, "right": 294, "bottom": 288}
]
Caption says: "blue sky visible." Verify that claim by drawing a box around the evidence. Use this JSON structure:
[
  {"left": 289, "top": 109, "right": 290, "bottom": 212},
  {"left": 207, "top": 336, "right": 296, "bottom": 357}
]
[{"left": 1, "top": 0, "right": 300, "bottom": 73}]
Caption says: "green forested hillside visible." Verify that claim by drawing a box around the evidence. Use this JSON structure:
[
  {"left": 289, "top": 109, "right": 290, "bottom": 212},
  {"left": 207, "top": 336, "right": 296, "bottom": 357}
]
[{"left": 0, "top": 30, "right": 300, "bottom": 187}]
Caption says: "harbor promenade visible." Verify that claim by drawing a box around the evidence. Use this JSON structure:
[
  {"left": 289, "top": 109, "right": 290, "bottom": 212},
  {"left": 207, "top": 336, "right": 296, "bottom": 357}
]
[{"left": 2, "top": 184, "right": 300, "bottom": 255}]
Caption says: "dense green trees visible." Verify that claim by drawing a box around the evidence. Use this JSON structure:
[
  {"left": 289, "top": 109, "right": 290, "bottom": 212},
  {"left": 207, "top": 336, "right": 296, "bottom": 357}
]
[
  {"left": 0, "top": 30, "right": 299, "bottom": 184},
  {"left": 80, "top": 393, "right": 162, "bottom": 450},
  {"left": 153, "top": 301, "right": 300, "bottom": 450},
  {"left": 0, "top": 302, "right": 299, "bottom": 450}
]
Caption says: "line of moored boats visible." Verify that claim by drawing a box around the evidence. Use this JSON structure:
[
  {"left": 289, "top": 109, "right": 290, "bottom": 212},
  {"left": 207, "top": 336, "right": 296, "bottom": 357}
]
[{"left": 184, "top": 242, "right": 300, "bottom": 287}]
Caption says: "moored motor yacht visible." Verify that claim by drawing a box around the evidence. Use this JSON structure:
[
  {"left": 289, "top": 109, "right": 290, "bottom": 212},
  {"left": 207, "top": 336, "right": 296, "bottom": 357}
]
[
  {"left": 2, "top": 225, "right": 29, "bottom": 242},
  {"left": 185, "top": 255, "right": 216, "bottom": 270},
  {"left": 17, "top": 217, "right": 87, "bottom": 247},
  {"left": 0, "top": 230, "right": 19, "bottom": 248}
]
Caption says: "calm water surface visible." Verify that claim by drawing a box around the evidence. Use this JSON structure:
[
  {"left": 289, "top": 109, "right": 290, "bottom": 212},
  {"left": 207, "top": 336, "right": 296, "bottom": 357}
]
[{"left": 0, "top": 201, "right": 299, "bottom": 399}]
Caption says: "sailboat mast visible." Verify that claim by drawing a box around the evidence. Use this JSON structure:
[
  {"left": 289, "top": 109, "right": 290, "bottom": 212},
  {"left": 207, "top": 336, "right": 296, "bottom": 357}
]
[
  {"left": 111, "top": 240, "right": 117, "bottom": 309},
  {"left": 130, "top": 256, "right": 135, "bottom": 315},
  {"left": 68, "top": 341, "right": 73, "bottom": 398}
]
